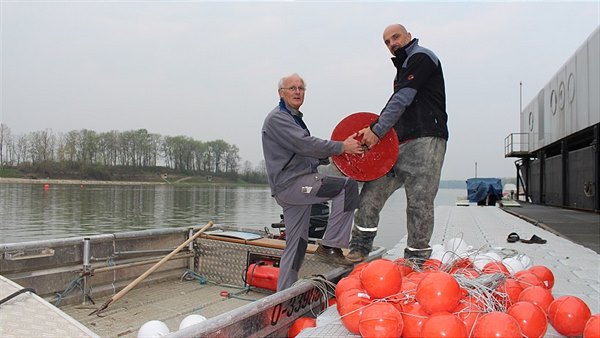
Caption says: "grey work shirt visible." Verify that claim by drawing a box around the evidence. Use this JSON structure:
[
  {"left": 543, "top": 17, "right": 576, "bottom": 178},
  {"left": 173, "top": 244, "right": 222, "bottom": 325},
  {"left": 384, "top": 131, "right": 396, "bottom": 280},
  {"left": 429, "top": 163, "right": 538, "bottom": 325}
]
[{"left": 261, "top": 101, "right": 343, "bottom": 196}]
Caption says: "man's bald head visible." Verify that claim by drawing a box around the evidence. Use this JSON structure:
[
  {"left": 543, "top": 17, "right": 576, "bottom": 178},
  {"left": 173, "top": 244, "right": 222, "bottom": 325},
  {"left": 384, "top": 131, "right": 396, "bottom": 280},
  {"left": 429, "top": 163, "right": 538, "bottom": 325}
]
[{"left": 383, "top": 24, "right": 412, "bottom": 55}]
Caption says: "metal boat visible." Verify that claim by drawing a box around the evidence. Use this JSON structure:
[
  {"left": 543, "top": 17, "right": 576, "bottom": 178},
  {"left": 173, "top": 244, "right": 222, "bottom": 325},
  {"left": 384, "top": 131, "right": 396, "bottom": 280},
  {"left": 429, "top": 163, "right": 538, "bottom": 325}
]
[{"left": 0, "top": 223, "right": 384, "bottom": 337}]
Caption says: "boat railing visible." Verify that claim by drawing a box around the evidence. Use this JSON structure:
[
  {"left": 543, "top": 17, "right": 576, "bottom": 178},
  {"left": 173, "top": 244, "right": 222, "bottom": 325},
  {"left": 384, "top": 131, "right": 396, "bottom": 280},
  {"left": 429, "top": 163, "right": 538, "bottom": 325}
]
[{"left": 0, "top": 226, "right": 206, "bottom": 305}]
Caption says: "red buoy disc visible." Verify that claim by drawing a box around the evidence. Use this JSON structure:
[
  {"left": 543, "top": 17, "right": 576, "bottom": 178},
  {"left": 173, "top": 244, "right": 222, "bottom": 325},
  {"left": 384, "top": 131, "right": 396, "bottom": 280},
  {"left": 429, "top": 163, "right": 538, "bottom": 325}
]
[{"left": 331, "top": 112, "right": 399, "bottom": 181}]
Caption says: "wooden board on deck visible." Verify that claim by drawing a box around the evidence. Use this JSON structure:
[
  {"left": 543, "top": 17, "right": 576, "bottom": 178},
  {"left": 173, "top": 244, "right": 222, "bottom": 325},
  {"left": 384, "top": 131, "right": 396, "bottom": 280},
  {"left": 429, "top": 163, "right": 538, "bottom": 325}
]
[{"left": 201, "top": 234, "right": 318, "bottom": 253}]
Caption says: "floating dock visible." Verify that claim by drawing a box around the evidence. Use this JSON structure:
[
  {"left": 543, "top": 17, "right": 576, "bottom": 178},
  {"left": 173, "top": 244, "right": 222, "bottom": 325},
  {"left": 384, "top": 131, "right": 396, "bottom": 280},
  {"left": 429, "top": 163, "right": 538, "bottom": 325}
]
[{"left": 300, "top": 205, "right": 600, "bottom": 337}]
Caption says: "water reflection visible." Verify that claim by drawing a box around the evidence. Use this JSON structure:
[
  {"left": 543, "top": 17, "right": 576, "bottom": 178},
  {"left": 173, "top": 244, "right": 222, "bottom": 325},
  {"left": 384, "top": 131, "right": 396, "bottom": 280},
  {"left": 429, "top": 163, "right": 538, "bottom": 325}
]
[
  {"left": 1, "top": 183, "right": 463, "bottom": 250},
  {"left": 1, "top": 184, "right": 282, "bottom": 243}
]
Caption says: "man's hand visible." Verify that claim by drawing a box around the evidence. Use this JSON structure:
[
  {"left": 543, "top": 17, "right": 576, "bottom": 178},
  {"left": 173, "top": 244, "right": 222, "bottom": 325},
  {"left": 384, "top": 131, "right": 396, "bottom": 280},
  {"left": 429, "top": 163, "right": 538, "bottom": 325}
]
[
  {"left": 342, "top": 134, "right": 364, "bottom": 154},
  {"left": 357, "top": 127, "right": 380, "bottom": 149}
]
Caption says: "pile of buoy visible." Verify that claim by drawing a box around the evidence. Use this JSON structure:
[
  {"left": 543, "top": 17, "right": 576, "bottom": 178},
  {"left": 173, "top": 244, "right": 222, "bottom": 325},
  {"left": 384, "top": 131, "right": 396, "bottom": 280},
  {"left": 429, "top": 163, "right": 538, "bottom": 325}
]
[{"left": 332, "top": 238, "right": 598, "bottom": 338}]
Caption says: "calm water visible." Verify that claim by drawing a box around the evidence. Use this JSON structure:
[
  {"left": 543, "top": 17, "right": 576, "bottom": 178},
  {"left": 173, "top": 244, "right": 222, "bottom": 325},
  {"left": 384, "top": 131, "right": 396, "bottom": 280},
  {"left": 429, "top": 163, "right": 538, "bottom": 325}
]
[{"left": 0, "top": 183, "right": 463, "bottom": 250}]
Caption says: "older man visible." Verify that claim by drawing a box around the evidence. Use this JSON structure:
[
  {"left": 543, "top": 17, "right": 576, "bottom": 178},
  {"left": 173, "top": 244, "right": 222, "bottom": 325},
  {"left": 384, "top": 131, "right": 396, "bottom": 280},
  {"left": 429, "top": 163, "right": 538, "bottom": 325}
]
[{"left": 262, "top": 73, "right": 364, "bottom": 291}]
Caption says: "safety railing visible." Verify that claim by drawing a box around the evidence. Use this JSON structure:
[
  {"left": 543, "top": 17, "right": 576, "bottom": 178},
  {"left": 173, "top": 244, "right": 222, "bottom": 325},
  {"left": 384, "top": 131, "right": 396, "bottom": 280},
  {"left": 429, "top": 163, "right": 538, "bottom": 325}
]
[{"left": 504, "top": 133, "right": 530, "bottom": 157}]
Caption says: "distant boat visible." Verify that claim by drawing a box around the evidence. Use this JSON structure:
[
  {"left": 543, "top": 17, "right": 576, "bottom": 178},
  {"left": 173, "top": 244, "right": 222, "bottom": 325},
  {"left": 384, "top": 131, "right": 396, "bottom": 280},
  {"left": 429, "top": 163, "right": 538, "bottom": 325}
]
[{"left": 456, "top": 178, "right": 520, "bottom": 207}]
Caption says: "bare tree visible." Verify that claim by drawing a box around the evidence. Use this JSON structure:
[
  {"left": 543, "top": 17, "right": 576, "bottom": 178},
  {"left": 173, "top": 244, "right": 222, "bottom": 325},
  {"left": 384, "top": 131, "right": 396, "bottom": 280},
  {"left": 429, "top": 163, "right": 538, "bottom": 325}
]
[
  {"left": 14, "top": 135, "right": 29, "bottom": 165},
  {"left": 223, "top": 144, "right": 240, "bottom": 174},
  {"left": 0, "top": 123, "right": 10, "bottom": 165},
  {"left": 29, "top": 129, "right": 55, "bottom": 164}
]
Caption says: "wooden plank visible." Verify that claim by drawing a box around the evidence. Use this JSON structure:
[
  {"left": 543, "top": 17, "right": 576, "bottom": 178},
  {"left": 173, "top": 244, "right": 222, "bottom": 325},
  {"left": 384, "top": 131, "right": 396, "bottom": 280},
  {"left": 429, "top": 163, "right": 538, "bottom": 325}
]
[{"left": 200, "top": 234, "right": 318, "bottom": 253}]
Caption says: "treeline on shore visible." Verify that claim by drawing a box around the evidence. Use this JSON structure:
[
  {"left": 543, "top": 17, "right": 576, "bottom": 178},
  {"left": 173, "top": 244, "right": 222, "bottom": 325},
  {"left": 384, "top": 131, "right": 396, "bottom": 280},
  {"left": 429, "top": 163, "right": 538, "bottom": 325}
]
[
  {"left": 0, "top": 125, "right": 268, "bottom": 184},
  {"left": 0, "top": 124, "right": 515, "bottom": 187}
]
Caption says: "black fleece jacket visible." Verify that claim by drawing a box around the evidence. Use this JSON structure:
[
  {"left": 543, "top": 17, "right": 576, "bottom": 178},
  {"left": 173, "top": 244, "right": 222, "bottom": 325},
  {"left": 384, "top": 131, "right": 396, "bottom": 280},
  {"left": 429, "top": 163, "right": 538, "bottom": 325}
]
[{"left": 371, "top": 38, "right": 449, "bottom": 142}]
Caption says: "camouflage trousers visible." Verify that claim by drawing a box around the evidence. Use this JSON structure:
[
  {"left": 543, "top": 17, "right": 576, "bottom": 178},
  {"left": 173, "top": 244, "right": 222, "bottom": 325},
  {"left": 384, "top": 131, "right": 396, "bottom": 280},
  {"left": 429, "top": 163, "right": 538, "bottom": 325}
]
[{"left": 349, "top": 137, "right": 447, "bottom": 260}]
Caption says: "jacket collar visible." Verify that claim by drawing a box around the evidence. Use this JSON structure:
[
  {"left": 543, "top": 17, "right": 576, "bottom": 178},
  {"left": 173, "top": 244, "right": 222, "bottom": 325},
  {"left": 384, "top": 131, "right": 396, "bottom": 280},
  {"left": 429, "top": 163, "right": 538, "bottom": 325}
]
[
  {"left": 279, "top": 98, "right": 309, "bottom": 133},
  {"left": 391, "top": 38, "right": 418, "bottom": 68},
  {"left": 279, "top": 98, "right": 303, "bottom": 118}
]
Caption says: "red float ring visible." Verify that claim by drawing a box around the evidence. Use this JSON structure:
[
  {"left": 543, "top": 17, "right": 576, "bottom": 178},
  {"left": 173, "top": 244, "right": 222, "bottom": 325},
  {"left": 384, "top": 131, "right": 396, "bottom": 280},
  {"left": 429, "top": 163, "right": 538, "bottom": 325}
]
[{"left": 331, "top": 112, "right": 399, "bottom": 181}]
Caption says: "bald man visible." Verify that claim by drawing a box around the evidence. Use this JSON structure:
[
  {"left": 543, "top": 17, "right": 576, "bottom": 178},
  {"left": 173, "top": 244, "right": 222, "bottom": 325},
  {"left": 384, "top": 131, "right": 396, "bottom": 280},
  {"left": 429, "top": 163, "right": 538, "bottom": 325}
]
[
  {"left": 348, "top": 24, "right": 449, "bottom": 264},
  {"left": 261, "top": 73, "right": 364, "bottom": 291}
]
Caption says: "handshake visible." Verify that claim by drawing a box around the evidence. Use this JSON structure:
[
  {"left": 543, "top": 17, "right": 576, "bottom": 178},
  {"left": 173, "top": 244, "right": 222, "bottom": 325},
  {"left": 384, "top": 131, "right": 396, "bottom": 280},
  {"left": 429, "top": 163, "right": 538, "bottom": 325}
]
[{"left": 341, "top": 127, "right": 380, "bottom": 155}]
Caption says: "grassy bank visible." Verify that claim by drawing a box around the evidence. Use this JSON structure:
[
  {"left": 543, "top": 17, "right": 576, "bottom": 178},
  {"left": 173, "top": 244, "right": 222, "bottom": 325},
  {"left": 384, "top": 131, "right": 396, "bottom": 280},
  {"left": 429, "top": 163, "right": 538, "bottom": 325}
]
[{"left": 0, "top": 166, "right": 265, "bottom": 186}]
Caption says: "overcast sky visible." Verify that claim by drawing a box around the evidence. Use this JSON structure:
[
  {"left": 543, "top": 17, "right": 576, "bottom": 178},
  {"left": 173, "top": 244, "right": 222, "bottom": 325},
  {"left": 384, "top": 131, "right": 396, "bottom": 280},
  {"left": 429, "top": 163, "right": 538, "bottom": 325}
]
[{"left": 1, "top": 1, "right": 598, "bottom": 180}]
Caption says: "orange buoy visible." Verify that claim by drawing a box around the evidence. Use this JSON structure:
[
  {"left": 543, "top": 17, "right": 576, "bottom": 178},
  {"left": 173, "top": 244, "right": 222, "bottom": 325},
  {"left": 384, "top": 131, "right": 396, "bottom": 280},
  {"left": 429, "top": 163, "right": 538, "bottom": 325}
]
[
  {"left": 507, "top": 301, "right": 548, "bottom": 338},
  {"left": 518, "top": 285, "right": 554, "bottom": 313},
  {"left": 583, "top": 314, "right": 600, "bottom": 338},
  {"left": 494, "top": 278, "right": 524, "bottom": 308},
  {"left": 527, "top": 265, "right": 555, "bottom": 289},
  {"left": 514, "top": 271, "right": 544, "bottom": 289},
  {"left": 548, "top": 295, "right": 592, "bottom": 337},
  {"left": 415, "top": 271, "right": 461, "bottom": 314},
  {"left": 454, "top": 301, "right": 483, "bottom": 334},
  {"left": 406, "top": 270, "right": 428, "bottom": 284},
  {"left": 401, "top": 302, "right": 429, "bottom": 338},
  {"left": 335, "top": 275, "right": 363, "bottom": 300},
  {"left": 360, "top": 259, "right": 402, "bottom": 299},
  {"left": 287, "top": 317, "right": 316, "bottom": 338},
  {"left": 399, "top": 277, "right": 417, "bottom": 299},
  {"left": 336, "top": 286, "right": 366, "bottom": 310},
  {"left": 482, "top": 261, "right": 510, "bottom": 276},
  {"left": 420, "top": 312, "right": 467, "bottom": 338},
  {"left": 421, "top": 258, "right": 442, "bottom": 271},
  {"left": 451, "top": 257, "right": 474, "bottom": 269},
  {"left": 385, "top": 292, "right": 408, "bottom": 312},
  {"left": 358, "top": 302, "right": 403, "bottom": 338},
  {"left": 338, "top": 293, "right": 370, "bottom": 334},
  {"left": 471, "top": 311, "right": 521, "bottom": 338},
  {"left": 393, "top": 258, "right": 415, "bottom": 276},
  {"left": 44, "top": 184, "right": 49, "bottom": 190}
]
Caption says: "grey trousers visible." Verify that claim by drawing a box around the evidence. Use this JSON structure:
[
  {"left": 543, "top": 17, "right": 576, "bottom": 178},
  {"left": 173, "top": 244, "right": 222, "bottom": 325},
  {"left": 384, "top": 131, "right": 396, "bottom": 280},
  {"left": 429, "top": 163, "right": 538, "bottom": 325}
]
[
  {"left": 274, "top": 173, "right": 358, "bottom": 291},
  {"left": 349, "top": 137, "right": 446, "bottom": 259}
]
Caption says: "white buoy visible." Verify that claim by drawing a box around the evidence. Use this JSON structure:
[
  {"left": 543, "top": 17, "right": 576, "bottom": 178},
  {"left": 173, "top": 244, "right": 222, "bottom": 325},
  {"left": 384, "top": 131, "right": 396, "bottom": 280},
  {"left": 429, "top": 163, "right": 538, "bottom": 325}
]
[
  {"left": 178, "top": 314, "right": 207, "bottom": 330},
  {"left": 473, "top": 251, "right": 502, "bottom": 270},
  {"left": 502, "top": 257, "right": 525, "bottom": 274},
  {"left": 431, "top": 244, "right": 445, "bottom": 254},
  {"left": 518, "top": 254, "right": 533, "bottom": 269},
  {"left": 445, "top": 238, "right": 469, "bottom": 256},
  {"left": 138, "top": 320, "right": 170, "bottom": 338},
  {"left": 430, "top": 244, "right": 446, "bottom": 261}
]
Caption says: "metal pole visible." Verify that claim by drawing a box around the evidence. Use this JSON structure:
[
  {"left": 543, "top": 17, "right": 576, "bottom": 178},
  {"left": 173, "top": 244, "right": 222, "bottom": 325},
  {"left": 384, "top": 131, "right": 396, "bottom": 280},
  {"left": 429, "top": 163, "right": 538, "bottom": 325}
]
[
  {"left": 82, "top": 238, "right": 91, "bottom": 304},
  {"left": 187, "top": 228, "right": 194, "bottom": 271},
  {"left": 519, "top": 81, "right": 523, "bottom": 114},
  {"left": 83, "top": 238, "right": 91, "bottom": 270}
]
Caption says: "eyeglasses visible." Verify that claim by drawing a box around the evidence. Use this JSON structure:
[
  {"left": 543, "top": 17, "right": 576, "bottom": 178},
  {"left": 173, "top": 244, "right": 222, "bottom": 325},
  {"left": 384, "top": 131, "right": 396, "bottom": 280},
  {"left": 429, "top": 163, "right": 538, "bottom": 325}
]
[{"left": 281, "top": 86, "right": 306, "bottom": 92}]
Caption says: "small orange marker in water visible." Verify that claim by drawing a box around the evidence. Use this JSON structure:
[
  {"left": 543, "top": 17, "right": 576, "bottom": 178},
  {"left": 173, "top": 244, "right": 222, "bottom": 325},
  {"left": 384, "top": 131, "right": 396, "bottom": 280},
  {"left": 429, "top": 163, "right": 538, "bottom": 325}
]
[{"left": 44, "top": 184, "right": 49, "bottom": 190}]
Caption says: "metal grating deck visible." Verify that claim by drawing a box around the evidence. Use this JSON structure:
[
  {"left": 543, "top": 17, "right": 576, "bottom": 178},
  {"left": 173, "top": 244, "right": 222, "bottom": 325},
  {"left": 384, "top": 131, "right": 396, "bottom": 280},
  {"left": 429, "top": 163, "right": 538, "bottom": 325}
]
[{"left": 0, "top": 275, "right": 99, "bottom": 338}]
